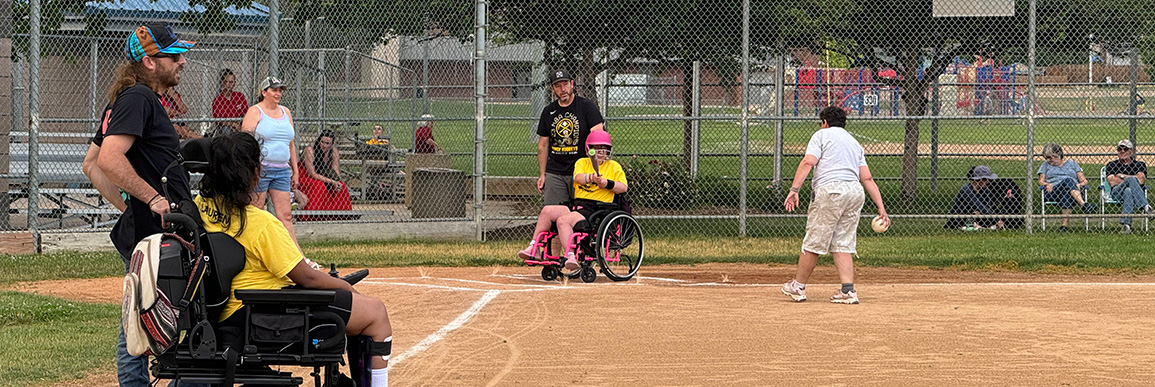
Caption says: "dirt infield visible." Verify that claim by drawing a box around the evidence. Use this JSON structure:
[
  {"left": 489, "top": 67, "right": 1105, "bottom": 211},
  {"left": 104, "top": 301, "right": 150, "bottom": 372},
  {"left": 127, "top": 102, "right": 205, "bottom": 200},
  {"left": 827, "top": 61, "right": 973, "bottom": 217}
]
[{"left": 17, "top": 264, "right": 1155, "bottom": 386}]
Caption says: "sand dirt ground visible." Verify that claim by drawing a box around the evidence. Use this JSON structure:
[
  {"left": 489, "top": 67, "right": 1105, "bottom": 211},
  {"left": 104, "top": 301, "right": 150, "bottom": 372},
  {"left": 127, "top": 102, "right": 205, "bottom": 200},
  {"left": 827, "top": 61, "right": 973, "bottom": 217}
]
[{"left": 16, "top": 264, "right": 1155, "bottom": 386}]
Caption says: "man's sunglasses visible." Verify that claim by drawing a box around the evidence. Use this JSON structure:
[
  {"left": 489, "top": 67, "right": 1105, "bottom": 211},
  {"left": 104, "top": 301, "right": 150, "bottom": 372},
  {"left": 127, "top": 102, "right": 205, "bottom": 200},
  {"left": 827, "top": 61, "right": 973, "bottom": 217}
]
[
  {"left": 151, "top": 53, "right": 182, "bottom": 61},
  {"left": 1118, "top": 146, "right": 1132, "bottom": 152}
]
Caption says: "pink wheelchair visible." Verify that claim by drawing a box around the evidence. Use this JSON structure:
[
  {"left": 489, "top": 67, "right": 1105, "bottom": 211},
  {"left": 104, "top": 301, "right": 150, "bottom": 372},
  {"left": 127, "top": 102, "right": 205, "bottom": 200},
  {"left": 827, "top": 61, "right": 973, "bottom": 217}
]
[{"left": 523, "top": 201, "right": 644, "bottom": 282}]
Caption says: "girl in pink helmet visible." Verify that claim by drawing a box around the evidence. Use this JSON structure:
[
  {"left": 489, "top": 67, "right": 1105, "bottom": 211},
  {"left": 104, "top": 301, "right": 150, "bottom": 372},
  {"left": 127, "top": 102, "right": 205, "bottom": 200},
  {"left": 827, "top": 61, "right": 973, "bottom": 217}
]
[{"left": 518, "top": 130, "right": 628, "bottom": 271}]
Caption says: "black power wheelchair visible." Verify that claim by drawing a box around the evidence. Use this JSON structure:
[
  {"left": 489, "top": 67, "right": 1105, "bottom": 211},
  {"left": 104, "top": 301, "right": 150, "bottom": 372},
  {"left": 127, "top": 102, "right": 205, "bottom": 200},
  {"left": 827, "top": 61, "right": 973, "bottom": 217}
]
[{"left": 145, "top": 138, "right": 378, "bottom": 386}]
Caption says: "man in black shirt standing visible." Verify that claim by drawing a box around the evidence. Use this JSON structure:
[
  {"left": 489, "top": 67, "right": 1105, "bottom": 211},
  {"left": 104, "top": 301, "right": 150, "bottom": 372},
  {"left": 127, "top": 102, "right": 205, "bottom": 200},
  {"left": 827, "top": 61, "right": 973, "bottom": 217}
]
[
  {"left": 535, "top": 69, "right": 605, "bottom": 204},
  {"left": 1105, "top": 139, "right": 1151, "bottom": 233},
  {"left": 91, "top": 22, "right": 194, "bottom": 386},
  {"left": 518, "top": 70, "right": 605, "bottom": 260}
]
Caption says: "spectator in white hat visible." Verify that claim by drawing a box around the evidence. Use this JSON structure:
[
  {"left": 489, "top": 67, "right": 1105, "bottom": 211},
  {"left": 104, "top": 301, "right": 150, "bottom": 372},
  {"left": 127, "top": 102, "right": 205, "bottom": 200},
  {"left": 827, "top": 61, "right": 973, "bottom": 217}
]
[{"left": 1105, "top": 139, "right": 1152, "bottom": 233}]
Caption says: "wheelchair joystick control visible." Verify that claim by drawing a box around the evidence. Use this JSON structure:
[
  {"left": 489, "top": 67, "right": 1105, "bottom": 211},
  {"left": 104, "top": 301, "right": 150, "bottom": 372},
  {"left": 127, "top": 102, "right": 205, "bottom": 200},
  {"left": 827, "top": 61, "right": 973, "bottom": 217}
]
[{"left": 329, "top": 263, "right": 339, "bottom": 278}]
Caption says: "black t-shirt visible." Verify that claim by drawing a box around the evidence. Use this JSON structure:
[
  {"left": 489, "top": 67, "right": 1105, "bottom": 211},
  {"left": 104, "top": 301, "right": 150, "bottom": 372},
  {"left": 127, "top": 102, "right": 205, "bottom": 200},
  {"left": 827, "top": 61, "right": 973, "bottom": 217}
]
[
  {"left": 94, "top": 84, "right": 191, "bottom": 262},
  {"left": 1104, "top": 158, "right": 1148, "bottom": 182},
  {"left": 536, "top": 95, "right": 604, "bottom": 175}
]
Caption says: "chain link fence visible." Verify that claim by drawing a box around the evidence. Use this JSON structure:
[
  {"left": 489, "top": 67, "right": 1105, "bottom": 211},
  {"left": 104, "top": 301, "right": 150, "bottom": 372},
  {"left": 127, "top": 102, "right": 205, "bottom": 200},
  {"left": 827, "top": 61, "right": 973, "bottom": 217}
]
[{"left": 5, "top": 0, "right": 1154, "bottom": 247}]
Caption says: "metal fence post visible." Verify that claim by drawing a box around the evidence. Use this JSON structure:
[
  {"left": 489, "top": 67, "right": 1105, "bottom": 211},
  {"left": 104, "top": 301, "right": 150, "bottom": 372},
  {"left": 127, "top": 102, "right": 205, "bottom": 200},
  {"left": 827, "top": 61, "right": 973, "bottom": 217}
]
[
  {"left": 738, "top": 0, "right": 750, "bottom": 237},
  {"left": 930, "top": 76, "right": 940, "bottom": 190},
  {"left": 1129, "top": 43, "right": 1139, "bottom": 146},
  {"left": 28, "top": 0, "right": 41, "bottom": 252},
  {"left": 344, "top": 46, "right": 351, "bottom": 132},
  {"left": 268, "top": 0, "right": 280, "bottom": 77},
  {"left": 1025, "top": 0, "right": 1037, "bottom": 234},
  {"left": 1, "top": 0, "right": 12, "bottom": 230},
  {"left": 89, "top": 39, "right": 98, "bottom": 135},
  {"left": 474, "top": 0, "right": 488, "bottom": 241},
  {"left": 318, "top": 50, "right": 326, "bottom": 129},
  {"left": 773, "top": 36, "right": 784, "bottom": 188},
  {"left": 690, "top": 60, "right": 701, "bottom": 179}
]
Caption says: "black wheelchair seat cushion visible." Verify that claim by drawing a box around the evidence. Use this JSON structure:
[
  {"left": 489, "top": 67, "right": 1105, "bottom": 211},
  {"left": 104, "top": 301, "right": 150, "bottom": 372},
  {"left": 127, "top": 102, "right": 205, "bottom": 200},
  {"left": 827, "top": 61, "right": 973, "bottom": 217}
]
[{"left": 573, "top": 220, "right": 592, "bottom": 233}]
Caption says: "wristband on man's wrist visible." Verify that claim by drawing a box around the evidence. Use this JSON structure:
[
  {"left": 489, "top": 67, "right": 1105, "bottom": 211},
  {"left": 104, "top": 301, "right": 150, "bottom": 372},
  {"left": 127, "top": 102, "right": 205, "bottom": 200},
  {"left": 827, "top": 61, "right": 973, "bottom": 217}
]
[
  {"left": 789, "top": 186, "right": 800, "bottom": 193},
  {"left": 606, "top": 180, "right": 616, "bottom": 190},
  {"left": 148, "top": 193, "right": 163, "bottom": 205}
]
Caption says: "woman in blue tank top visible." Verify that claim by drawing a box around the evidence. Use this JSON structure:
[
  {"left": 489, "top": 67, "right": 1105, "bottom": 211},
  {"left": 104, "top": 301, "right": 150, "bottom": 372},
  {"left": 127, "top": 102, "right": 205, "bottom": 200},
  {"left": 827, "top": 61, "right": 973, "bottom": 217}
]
[{"left": 241, "top": 76, "right": 303, "bottom": 250}]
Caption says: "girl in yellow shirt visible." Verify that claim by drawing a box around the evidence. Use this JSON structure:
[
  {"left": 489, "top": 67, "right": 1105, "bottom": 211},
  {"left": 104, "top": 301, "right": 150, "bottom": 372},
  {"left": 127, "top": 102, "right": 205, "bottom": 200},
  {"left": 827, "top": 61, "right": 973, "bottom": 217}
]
[
  {"left": 518, "top": 131, "right": 627, "bottom": 270},
  {"left": 196, "top": 132, "right": 395, "bottom": 386}
]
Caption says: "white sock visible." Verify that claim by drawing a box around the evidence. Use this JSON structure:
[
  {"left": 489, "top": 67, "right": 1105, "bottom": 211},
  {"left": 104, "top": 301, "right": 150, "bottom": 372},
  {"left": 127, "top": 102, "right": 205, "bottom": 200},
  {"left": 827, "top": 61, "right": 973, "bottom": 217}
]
[{"left": 372, "top": 367, "right": 390, "bottom": 387}]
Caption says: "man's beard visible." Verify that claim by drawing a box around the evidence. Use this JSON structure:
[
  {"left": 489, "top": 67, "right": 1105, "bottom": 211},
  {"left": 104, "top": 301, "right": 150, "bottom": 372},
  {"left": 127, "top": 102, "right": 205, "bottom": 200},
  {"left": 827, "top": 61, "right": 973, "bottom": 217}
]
[{"left": 159, "top": 66, "right": 182, "bottom": 88}]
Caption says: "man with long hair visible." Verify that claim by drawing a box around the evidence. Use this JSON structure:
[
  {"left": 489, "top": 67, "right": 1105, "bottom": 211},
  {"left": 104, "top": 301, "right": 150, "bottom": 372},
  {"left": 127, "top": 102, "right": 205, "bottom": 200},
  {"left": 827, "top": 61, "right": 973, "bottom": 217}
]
[{"left": 88, "top": 22, "right": 195, "bottom": 386}]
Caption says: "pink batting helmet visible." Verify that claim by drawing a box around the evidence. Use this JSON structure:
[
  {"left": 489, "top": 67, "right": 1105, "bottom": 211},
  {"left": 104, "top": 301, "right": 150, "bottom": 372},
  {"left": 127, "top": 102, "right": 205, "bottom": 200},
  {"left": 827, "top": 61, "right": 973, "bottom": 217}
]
[{"left": 585, "top": 130, "right": 612, "bottom": 153}]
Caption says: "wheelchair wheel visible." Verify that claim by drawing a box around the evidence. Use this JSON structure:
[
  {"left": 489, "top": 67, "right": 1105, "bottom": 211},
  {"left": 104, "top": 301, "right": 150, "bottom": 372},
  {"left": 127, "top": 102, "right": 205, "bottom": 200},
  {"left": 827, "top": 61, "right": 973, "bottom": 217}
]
[
  {"left": 580, "top": 265, "right": 597, "bottom": 283},
  {"left": 596, "top": 211, "right": 644, "bottom": 281},
  {"left": 541, "top": 266, "right": 559, "bottom": 281}
]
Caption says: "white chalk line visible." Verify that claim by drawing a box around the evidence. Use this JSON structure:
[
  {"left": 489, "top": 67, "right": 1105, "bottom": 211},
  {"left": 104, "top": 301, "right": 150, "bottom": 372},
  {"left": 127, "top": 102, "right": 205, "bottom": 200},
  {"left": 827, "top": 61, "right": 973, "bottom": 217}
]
[
  {"left": 390, "top": 289, "right": 501, "bottom": 366},
  {"left": 364, "top": 276, "right": 1154, "bottom": 291}
]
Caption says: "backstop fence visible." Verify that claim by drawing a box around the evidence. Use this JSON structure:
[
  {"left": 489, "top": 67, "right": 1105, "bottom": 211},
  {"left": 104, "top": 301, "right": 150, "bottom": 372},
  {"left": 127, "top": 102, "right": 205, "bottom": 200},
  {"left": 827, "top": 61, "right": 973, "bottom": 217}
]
[{"left": 5, "top": 0, "right": 1155, "bottom": 248}]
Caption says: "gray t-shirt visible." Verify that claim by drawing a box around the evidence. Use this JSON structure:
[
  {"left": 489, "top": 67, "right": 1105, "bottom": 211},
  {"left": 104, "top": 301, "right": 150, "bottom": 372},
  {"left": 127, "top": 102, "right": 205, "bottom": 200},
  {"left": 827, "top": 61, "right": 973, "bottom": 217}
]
[
  {"left": 804, "top": 126, "right": 867, "bottom": 188},
  {"left": 1036, "top": 159, "right": 1082, "bottom": 185}
]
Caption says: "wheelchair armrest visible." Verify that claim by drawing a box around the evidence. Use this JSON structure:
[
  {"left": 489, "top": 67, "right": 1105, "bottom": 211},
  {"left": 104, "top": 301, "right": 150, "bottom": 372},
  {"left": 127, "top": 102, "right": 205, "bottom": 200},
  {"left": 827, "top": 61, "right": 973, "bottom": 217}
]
[{"left": 235, "top": 289, "right": 336, "bottom": 306}]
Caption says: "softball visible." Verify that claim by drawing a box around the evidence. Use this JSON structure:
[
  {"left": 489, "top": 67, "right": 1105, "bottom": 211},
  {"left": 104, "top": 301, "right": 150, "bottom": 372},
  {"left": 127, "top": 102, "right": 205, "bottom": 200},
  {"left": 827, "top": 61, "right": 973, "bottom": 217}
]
[{"left": 871, "top": 215, "right": 888, "bottom": 233}]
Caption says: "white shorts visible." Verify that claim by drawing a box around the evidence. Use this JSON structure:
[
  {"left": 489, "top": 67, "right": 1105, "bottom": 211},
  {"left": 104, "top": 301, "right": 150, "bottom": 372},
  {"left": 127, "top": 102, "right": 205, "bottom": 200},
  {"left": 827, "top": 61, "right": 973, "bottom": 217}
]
[{"left": 801, "top": 181, "right": 865, "bottom": 255}]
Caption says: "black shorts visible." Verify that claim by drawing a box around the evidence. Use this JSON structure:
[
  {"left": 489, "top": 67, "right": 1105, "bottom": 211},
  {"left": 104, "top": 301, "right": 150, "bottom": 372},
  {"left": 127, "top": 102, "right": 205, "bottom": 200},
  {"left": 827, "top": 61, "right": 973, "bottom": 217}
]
[
  {"left": 571, "top": 198, "right": 601, "bottom": 220},
  {"left": 222, "top": 288, "right": 354, "bottom": 328}
]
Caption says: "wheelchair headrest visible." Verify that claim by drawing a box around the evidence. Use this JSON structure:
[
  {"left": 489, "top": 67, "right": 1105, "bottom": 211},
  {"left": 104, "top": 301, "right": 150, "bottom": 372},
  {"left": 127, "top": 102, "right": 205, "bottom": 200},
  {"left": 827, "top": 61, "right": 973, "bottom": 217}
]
[{"left": 179, "top": 138, "right": 212, "bottom": 174}]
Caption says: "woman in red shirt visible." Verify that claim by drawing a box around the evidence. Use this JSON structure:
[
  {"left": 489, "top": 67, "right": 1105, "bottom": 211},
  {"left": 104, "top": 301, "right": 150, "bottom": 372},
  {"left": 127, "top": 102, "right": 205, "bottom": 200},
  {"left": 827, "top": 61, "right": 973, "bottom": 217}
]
[{"left": 211, "top": 69, "right": 248, "bottom": 136}]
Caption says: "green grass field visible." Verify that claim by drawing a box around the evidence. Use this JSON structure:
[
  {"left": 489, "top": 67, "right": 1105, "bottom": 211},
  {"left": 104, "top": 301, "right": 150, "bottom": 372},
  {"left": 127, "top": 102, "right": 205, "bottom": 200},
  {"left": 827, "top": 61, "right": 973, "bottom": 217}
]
[
  {"left": 3, "top": 233, "right": 1154, "bottom": 386},
  {"left": 315, "top": 98, "right": 1155, "bottom": 180}
]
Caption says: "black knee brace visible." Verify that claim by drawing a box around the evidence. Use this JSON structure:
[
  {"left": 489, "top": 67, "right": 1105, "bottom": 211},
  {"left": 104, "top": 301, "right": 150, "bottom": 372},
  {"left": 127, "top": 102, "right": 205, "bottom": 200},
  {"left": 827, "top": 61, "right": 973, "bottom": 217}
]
[
  {"left": 349, "top": 336, "right": 393, "bottom": 385},
  {"left": 370, "top": 336, "right": 392, "bottom": 361}
]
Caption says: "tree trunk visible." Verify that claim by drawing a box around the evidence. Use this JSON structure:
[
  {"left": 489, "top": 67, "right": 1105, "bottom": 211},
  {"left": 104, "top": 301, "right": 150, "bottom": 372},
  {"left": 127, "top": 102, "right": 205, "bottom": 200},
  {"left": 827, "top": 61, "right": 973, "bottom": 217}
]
[
  {"left": 577, "top": 49, "right": 599, "bottom": 109},
  {"left": 681, "top": 60, "right": 694, "bottom": 171},
  {"left": 900, "top": 80, "right": 930, "bottom": 207}
]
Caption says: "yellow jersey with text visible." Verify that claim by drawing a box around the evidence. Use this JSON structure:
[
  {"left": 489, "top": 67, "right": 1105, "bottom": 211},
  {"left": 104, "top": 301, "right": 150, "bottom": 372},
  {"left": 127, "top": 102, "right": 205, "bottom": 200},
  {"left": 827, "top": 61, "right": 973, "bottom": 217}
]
[
  {"left": 195, "top": 195, "right": 303, "bottom": 321},
  {"left": 572, "top": 158, "right": 626, "bottom": 203}
]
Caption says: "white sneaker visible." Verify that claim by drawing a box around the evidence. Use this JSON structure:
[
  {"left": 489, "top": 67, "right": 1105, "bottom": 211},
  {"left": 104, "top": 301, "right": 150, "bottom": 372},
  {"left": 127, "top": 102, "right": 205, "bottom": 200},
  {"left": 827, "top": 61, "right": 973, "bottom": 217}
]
[
  {"left": 563, "top": 252, "right": 580, "bottom": 271},
  {"left": 830, "top": 290, "right": 859, "bottom": 304},
  {"left": 781, "top": 280, "right": 807, "bottom": 302},
  {"left": 1143, "top": 205, "right": 1154, "bottom": 214}
]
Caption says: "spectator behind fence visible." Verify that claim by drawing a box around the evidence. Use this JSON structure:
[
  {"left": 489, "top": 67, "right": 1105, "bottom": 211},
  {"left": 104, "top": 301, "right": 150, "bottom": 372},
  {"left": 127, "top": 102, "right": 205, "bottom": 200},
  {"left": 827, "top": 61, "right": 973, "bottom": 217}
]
[
  {"left": 160, "top": 86, "right": 200, "bottom": 139},
  {"left": 211, "top": 68, "right": 247, "bottom": 136},
  {"left": 1105, "top": 139, "right": 1152, "bottom": 234},
  {"left": 946, "top": 165, "right": 1005, "bottom": 230},
  {"left": 241, "top": 76, "right": 302, "bottom": 250},
  {"left": 1037, "top": 142, "right": 1094, "bottom": 232},
  {"left": 298, "top": 129, "right": 354, "bottom": 221},
  {"left": 366, "top": 125, "right": 390, "bottom": 146},
  {"left": 414, "top": 114, "right": 441, "bottom": 153}
]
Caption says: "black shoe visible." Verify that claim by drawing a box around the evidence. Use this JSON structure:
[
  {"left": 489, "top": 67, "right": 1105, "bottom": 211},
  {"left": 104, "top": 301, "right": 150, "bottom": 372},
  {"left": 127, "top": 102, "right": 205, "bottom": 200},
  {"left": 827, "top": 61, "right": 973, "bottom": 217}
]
[
  {"left": 1058, "top": 225, "right": 1069, "bottom": 232},
  {"left": 1081, "top": 202, "right": 1095, "bottom": 213},
  {"left": 1121, "top": 224, "right": 1132, "bottom": 234}
]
